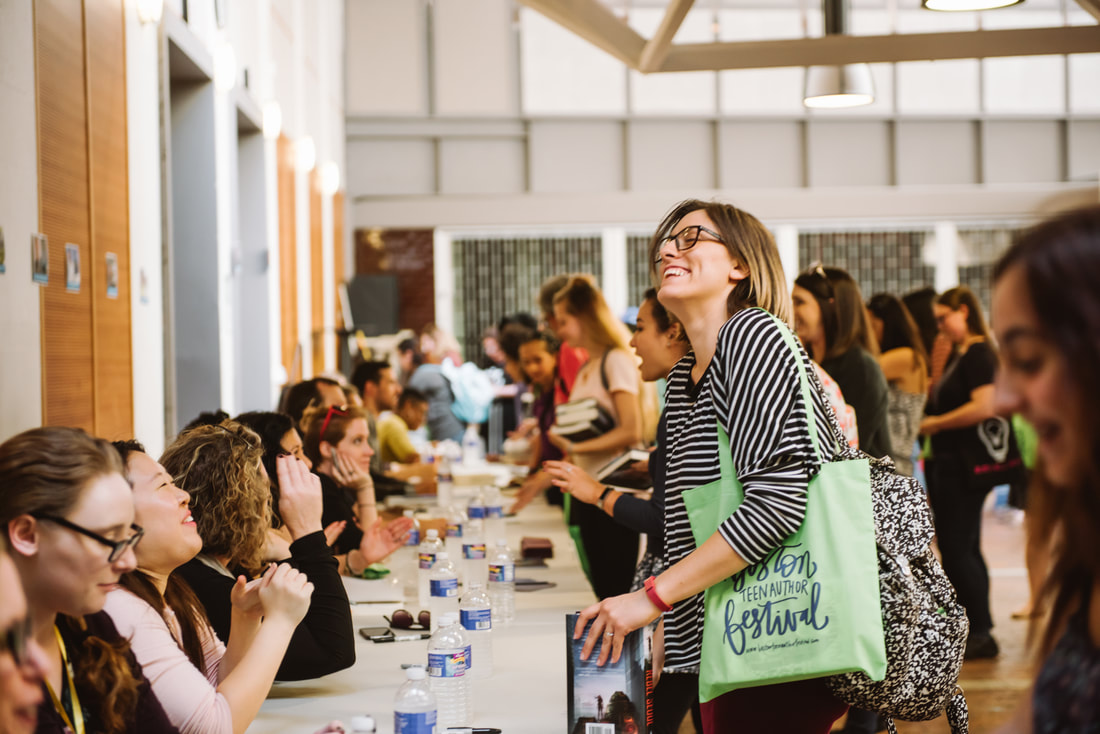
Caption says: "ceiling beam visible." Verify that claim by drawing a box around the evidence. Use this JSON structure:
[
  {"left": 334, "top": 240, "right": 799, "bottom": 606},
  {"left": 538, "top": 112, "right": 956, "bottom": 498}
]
[
  {"left": 518, "top": 0, "right": 647, "bottom": 69},
  {"left": 1073, "top": 0, "right": 1100, "bottom": 22},
  {"left": 658, "top": 25, "right": 1100, "bottom": 72},
  {"left": 638, "top": 0, "right": 695, "bottom": 73}
]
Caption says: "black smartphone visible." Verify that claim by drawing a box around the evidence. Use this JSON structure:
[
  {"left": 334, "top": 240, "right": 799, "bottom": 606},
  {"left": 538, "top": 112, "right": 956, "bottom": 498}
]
[{"left": 358, "top": 626, "right": 394, "bottom": 641}]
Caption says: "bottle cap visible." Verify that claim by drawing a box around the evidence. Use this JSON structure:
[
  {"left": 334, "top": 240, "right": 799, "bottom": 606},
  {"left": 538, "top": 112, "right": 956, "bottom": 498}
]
[
  {"left": 495, "top": 539, "right": 506, "bottom": 546},
  {"left": 436, "top": 551, "right": 449, "bottom": 560},
  {"left": 348, "top": 715, "right": 377, "bottom": 732},
  {"left": 427, "top": 529, "right": 439, "bottom": 538},
  {"left": 404, "top": 510, "right": 415, "bottom": 518},
  {"left": 438, "top": 612, "right": 458, "bottom": 626},
  {"left": 405, "top": 666, "right": 427, "bottom": 680}
]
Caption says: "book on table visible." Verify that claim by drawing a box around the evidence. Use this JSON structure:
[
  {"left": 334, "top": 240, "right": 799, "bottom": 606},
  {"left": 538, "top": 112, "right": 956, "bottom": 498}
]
[
  {"left": 595, "top": 449, "right": 652, "bottom": 493},
  {"left": 566, "top": 613, "right": 652, "bottom": 734}
]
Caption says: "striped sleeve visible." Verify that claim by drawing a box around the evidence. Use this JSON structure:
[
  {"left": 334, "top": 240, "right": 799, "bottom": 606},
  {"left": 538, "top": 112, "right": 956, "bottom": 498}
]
[{"left": 709, "top": 309, "right": 832, "bottom": 565}]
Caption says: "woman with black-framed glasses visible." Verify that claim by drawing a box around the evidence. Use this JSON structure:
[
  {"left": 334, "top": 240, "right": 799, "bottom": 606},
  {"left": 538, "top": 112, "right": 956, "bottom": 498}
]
[
  {"left": 0, "top": 426, "right": 179, "bottom": 734},
  {"left": 0, "top": 538, "right": 49, "bottom": 734}
]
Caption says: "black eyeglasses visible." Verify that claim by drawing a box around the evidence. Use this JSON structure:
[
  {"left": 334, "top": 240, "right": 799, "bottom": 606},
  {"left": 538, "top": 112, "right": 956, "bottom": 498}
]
[
  {"left": 653, "top": 225, "right": 725, "bottom": 264},
  {"left": 385, "top": 609, "right": 430, "bottom": 630},
  {"left": 0, "top": 616, "right": 32, "bottom": 666},
  {"left": 31, "top": 514, "right": 144, "bottom": 562}
]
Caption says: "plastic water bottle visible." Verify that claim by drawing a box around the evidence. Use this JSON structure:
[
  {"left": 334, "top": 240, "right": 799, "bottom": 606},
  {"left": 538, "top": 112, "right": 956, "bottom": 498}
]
[
  {"left": 418, "top": 529, "right": 444, "bottom": 608},
  {"left": 461, "top": 424, "right": 482, "bottom": 465},
  {"left": 401, "top": 510, "right": 421, "bottom": 598},
  {"left": 428, "top": 552, "right": 459, "bottom": 630},
  {"left": 466, "top": 487, "right": 486, "bottom": 524},
  {"left": 427, "top": 613, "right": 471, "bottom": 729},
  {"left": 348, "top": 714, "right": 377, "bottom": 733},
  {"left": 437, "top": 450, "right": 454, "bottom": 509},
  {"left": 394, "top": 666, "right": 436, "bottom": 734},
  {"left": 459, "top": 582, "right": 493, "bottom": 678},
  {"left": 483, "top": 485, "right": 504, "bottom": 546},
  {"left": 444, "top": 504, "right": 466, "bottom": 580},
  {"left": 461, "top": 518, "right": 488, "bottom": 588},
  {"left": 488, "top": 539, "right": 515, "bottom": 624}
]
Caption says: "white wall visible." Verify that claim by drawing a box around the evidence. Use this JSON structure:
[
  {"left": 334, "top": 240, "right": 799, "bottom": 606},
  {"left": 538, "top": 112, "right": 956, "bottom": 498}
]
[{"left": 0, "top": 0, "right": 42, "bottom": 441}]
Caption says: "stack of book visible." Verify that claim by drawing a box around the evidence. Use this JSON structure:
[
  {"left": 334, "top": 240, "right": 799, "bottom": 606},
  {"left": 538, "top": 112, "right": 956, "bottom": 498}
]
[
  {"left": 552, "top": 398, "right": 614, "bottom": 442},
  {"left": 595, "top": 450, "right": 652, "bottom": 493}
]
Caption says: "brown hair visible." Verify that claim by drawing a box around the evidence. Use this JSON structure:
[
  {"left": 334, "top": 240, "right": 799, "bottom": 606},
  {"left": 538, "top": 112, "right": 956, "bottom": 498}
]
[
  {"left": 937, "top": 285, "right": 994, "bottom": 346},
  {"left": 113, "top": 439, "right": 210, "bottom": 672},
  {"left": 867, "top": 292, "right": 929, "bottom": 374},
  {"left": 0, "top": 427, "right": 141, "bottom": 733},
  {"left": 642, "top": 288, "right": 688, "bottom": 343},
  {"left": 795, "top": 266, "right": 880, "bottom": 359},
  {"left": 647, "top": 200, "right": 792, "bottom": 326},
  {"left": 552, "top": 274, "right": 633, "bottom": 352},
  {"left": 993, "top": 204, "right": 1100, "bottom": 660},
  {"left": 160, "top": 422, "right": 270, "bottom": 574},
  {"left": 300, "top": 403, "right": 370, "bottom": 467}
]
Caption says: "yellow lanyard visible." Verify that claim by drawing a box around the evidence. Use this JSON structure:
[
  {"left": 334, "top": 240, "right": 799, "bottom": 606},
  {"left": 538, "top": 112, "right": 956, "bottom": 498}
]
[{"left": 45, "top": 625, "right": 85, "bottom": 734}]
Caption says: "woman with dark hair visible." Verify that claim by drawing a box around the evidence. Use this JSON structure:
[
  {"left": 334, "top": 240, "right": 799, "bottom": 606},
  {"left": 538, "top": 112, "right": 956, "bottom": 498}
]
[
  {"left": 866, "top": 292, "right": 929, "bottom": 476},
  {"left": 0, "top": 427, "right": 177, "bottom": 734},
  {"left": 574, "top": 200, "right": 852, "bottom": 732},
  {"left": 793, "top": 266, "right": 891, "bottom": 460},
  {"left": 0, "top": 517, "right": 50, "bottom": 734},
  {"left": 989, "top": 204, "right": 1100, "bottom": 732},
  {"left": 166, "top": 421, "right": 356, "bottom": 681},
  {"left": 921, "top": 285, "right": 1026, "bottom": 661},
  {"left": 299, "top": 404, "right": 412, "bottom": 574},
  {"left": 105, "top": 440, "right": 313, "bottom": 734}
]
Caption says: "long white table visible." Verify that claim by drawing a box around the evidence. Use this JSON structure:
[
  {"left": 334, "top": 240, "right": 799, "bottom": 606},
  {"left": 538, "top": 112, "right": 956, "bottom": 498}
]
[{"left": 247, "top": 499, "right": 595, "bottom": 734}]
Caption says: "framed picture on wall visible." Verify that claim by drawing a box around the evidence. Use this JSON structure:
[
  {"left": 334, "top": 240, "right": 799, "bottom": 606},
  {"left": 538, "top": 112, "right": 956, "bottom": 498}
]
[
  {"left": 32, "top": 233, "right": 48, "bottom": 285},
  {"left": 65, "top": 243, "right": 81, "bottom": 293},
  {"left": 106, "top": 252, "right": 119, "bottom": 299}
]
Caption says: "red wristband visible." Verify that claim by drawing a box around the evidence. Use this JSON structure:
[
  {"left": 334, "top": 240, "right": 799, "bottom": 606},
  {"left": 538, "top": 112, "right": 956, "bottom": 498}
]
[{"left": 644, "top": 576, "right": 672, "bottom": 612}]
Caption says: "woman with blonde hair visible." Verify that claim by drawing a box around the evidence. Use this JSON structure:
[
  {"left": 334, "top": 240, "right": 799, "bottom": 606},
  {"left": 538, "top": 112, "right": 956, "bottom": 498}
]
[
  {"left": 549, "top": 274, "right": 651, "bottom": 600},
  {"left": 299, "top": 404, "right": 412, "bottom": 575},
  {"left": 167, "top": 421, "right": 357, "bottom": 681},
  {"left": 574, "top": 200, "right": 853, "bottom": 732},
  {"left": 0, "top": 427, "right": 177, "bottom": 733}
]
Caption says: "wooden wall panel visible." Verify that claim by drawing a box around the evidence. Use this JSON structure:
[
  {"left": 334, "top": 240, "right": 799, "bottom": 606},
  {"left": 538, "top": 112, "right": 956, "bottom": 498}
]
[
  {"left": 310, "top": 169, "right": 324, "bottom": 376},
  {"left": 86, "top": 0, "right": 132, "bottom": 439},
  {"left": 332, "top": 191, "right": 345, "bottom": 371},
  {"left": 36, "top": 0, "right": 94, "bottom": 431},
  {"left": 354, "top": 228, "right": 435, "bottom": 333},
  {"left": 277, "top": 135, "right": 299, "bottom": 382}
]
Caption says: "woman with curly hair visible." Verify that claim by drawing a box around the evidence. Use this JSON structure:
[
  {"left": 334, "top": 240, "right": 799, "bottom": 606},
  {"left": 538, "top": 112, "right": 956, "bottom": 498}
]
[
  {"left": 105, "top": 439, "right": 314, "bottom": 734},
  {"left": 166, "top": 421, "right": 356, "bottom": 681},
  {"left": 0, "top": 426, "right": 177, "bottom": 734},
  {"left": 299, "top": 404, "right": 412, "bottom": 575}
]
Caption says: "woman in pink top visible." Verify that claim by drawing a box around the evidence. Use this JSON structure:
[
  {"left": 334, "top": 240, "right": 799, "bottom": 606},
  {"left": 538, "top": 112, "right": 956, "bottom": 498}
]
[{"left": 104, "top": 440, "right": 314, "bottom": 734}]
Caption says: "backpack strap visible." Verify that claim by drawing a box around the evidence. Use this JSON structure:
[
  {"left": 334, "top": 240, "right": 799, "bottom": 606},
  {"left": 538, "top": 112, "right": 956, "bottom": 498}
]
[{"left": 600, "top": 350, "right": 610, "bottom": 392}]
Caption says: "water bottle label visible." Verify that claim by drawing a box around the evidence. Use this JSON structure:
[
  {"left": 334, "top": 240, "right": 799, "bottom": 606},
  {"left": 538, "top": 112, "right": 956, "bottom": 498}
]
[
  {"left": 446, "top": 523, "right": 463, "bottom": 538},
  {"left": 418, "top": 552, "right": 436, "bottom": 570},
  {"left": 394, "top": 710, "right": 437, "bottom": 734},
  {"left": 428, "top": 649, "right": 468, "bottom": 678},
  {"left": 467, "top": 505, "right": 485, "bottom": 519},
  {"left": 462, "top": 543, "right": 486, "bottom": 560},
  {"left": 486, "top": 505, "right": 503, "bottom": 518},
  {"left": 430, "top": 577, "right": 458, "bottom": 597},
  {"left": 466, "top": 643, "right": 473, "bottom": 671},
  {"left": 488, "top": 563, "right": 514, "bottom": 583},
  {"left": 461, "top": 607, "right": 492, "bottom": 631},
  {"left": 406, "top": 529, "right": 420, "bottom": 546}
]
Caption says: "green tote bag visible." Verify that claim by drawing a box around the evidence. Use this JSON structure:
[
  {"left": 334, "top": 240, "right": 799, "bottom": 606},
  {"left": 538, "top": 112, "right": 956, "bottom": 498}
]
[{"left": 681, "top": 316, "right": 886, "bottom": 703}]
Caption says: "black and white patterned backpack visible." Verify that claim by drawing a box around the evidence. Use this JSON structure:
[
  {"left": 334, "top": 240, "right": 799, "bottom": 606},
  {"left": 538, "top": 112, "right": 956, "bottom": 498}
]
[{"left": 806, "top": 369, "right": 970, "bottom": 733}]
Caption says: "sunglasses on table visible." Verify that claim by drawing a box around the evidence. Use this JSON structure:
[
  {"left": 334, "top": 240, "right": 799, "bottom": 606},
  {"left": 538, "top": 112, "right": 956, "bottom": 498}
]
[
  {"left": 0, "top": 616, "right": 32, "bottom": 667},
  {"left": 31, "top": 513, "right": 145, "bottom": 562},
  {"left": 652, "top": 225, "right": 725, "bottom": 265},
  {"left": 384, "top": 609, "right": 430, "bottom": 631}
]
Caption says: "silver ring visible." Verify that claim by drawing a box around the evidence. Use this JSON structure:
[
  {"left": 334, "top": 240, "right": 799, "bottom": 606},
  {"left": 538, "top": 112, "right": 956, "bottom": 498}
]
[{"left": 604, "top": 631, "right": 614, "bottom": 637}]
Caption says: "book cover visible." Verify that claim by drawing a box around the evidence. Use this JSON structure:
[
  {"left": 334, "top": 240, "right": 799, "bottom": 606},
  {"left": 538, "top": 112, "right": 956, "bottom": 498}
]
[
  {"left": 566, "top": 613, "right": 652, "bottom": 734},
  {"left": 595, "top": 450, "right": 652, "bottom": 493},
  {"left": 556, "top": 397, "right": 600, "bottom": 418},
  {"left": 550, "top": 422, "right": 609, "bottom": 443}
]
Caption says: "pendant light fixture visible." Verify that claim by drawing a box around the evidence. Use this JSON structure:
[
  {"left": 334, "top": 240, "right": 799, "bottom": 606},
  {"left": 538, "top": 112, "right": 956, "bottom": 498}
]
[
  {"left": 803, "top": 0, "right": 875, "bottom": 109},
  {"left": 922, "top": 0, "right": 1024, "bottom": 11}
]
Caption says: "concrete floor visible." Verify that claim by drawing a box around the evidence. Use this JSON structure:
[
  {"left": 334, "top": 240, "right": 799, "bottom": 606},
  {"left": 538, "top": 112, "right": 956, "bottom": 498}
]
[{"left": 678, "top": 503, "right": 1033, "bottom": 734}]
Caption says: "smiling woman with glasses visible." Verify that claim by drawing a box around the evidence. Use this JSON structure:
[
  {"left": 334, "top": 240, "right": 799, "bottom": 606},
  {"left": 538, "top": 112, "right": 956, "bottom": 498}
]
[{"left": 0, "top": 426, "right": 178, "bottom": 734}]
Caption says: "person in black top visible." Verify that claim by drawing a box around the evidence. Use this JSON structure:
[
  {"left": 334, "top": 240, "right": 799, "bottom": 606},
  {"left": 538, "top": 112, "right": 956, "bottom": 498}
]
[
  {"left": 793, "top": 265, "right": 891, "bottom": 462},
  {"left": 0, "top": 427, "right": 178, "bottom": 734},
  {"left": 989, "top": 204, "right": 1100, "bottom": 732},
  {"left": 921, "top": 285, "right": 1025, "bottom": 661},
  {"left": 164, "top": 421, "right": 356, "bottom": 682}
]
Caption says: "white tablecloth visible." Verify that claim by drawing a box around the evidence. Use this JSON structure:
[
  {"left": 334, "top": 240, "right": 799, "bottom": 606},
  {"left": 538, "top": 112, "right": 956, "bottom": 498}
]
[{"left": 247, "top": 500, "right": 594, "bottom": 734}]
